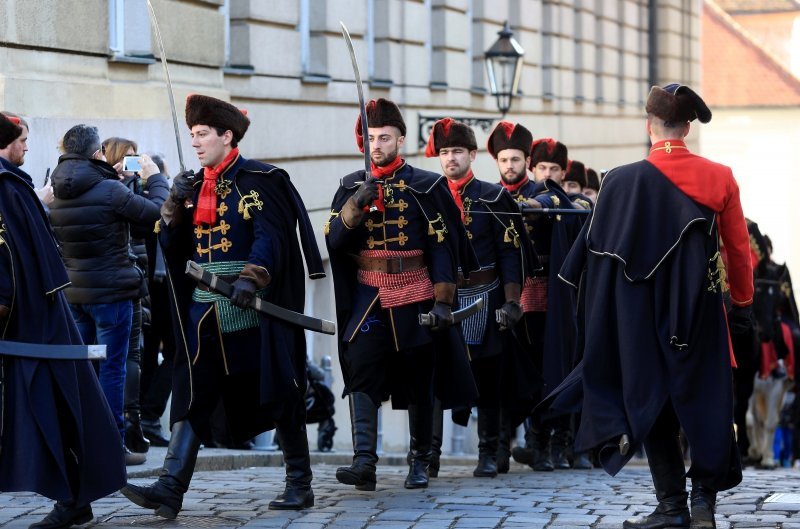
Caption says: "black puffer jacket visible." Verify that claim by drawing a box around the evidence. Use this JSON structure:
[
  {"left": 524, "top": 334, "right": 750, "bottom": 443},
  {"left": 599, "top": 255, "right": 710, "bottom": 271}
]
[{"left": 49, "top": 154, "right": 162, "bottom": 304}]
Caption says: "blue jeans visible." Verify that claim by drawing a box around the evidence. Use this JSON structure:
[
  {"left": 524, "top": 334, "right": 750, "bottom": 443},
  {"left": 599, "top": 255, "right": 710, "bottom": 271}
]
[{"left": 70, "top": 300, "right": 133, "bottom": 441}]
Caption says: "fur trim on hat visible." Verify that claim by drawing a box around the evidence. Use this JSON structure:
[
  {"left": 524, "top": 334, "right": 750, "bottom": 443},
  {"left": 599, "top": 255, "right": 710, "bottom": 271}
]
[
  {"left": 0, "top": 114, "right": 23, "bottom": 150},
  {"left": 645, "top": 84, "right": 711, "bottom": 124},
  {"left": 486, "top": 121, "right": 533, "bottom": 159},
  {"left": 529, "top": 138, "right": 568, "bottom": 170},
  {"left": 355, "top": 98, "right": 406, "bottom": 153},
  {"left": 564, "top": 160, "right": 587, "bottom": 188},
  {"left": 424, "top": 118, "right": 478, "bottom": 157},
  {"left": 585, "top": 168, "right": 600, "bottom": 191},
  {"left": 185, "top": 94, "right": 250, "bottom": 142}
]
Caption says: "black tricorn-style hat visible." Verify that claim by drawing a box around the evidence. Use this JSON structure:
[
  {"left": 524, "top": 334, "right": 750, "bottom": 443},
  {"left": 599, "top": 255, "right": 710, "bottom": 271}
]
[
  {"left": 487, "top": 121, "right": 533, "bottom": 159},
  {"left": 0, "top": 113, "right": 23, "bottom": 150},
  {"left": 645, "top": 83, "right": 712, "bottom": 124},
  {"left": 185, "top": 94, "right": 250, "bottom": 142},
  {"left": 564, "top": 160, "right": 587, "bottom": 188},
  {"left": 424, "top": 118, "right": 478, "bottom": 157},
  {"left": 529, "top": 138, "right": 568, "bottom": 170},
  {"left": 355, "top": 98, "right": 407, "bottom": 153},
  {"left": 585, "top": 167, "right": 600, "bottom": 191}
]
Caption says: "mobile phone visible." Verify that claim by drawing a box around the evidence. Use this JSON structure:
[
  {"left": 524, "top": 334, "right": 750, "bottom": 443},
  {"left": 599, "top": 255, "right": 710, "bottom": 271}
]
[
  {"left": 43, "top": 168, "right": 50, "bottom": 186},
  {"left": 122, "top": 155, "right": 141, "bottom": 173}
]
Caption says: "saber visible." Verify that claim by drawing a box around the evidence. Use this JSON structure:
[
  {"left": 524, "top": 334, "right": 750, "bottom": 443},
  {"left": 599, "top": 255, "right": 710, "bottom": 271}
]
[
  {"left": 185, "top": 261, "right": 336, "bottom": 335},
  {"left": 340, "top": 21, "right": 380, "bottom": 212},
  {"left": 455, "top": 208, "right": 592, "bottom": 217},
  {"left": 0, "top": 340, "right": 106, "bottom": 360},
  {"left": 419, "top": 298, "right": 484, "bottom": 327},
  {"left": 147, "top": 0, "right": 186, "bottom": 173}
]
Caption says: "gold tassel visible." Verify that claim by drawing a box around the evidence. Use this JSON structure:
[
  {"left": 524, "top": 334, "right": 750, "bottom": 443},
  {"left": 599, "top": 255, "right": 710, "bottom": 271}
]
[
  {"left": 243, "top": 207, "right": 251, "bottom": 221},
  {"left": 428, "top": 222, "right": 435, "bottom": 236},
  {"left": 153, "top": 220, "right": 161, "bottom": 234}
]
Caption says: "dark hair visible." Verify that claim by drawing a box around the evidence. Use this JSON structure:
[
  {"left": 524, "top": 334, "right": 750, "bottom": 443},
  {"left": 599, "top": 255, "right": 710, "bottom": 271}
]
[
  {"left": 1, "top": 111, "right": 28, "bottom": 131},
  {"left": 212, "top": 126, "right": 238, "bottom": 148},
  {"left": 62, "top": 124, "right": 101, "bottom": 158}
]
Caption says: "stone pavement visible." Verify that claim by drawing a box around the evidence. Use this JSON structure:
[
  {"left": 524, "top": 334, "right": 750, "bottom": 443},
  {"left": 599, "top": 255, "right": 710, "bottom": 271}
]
[{"left": 2, "top": 452, "right": 799, "bottom": 528}]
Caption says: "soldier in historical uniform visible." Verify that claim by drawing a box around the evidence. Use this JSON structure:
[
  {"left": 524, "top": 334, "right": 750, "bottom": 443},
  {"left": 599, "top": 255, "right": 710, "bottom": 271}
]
[
  {"left": 121, "top": 94, "right": 325, "bottom": 517},
  {"left": 423, "top": 118, "right": 538, "bottom": 477},
  {"left": 583, "top": 167, "right": 600, "bottom": 203},
  {"left": 490, "top": 127, "right": 587, "bottom": 472},
  {"left": 551, "top": 84, "right": 754, "bottom": 529},
  {"left": 326, "top": 99, "right": 478, "bottom": 491},
  {"left": 0, "top": 112, "right": 126, "bottom": 529}
]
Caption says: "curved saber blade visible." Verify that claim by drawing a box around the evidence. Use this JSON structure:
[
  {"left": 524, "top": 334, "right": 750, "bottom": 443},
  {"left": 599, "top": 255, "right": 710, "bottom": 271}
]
[
  {"left": 147, "top": 0, "right": 186, "bottom": 173},
  {"left": 340, "top": 22, "right": 371, "bottom": 177}
]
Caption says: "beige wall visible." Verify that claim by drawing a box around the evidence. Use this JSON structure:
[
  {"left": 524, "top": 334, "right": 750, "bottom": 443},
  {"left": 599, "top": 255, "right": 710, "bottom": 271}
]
[
  {"left": 0, "top": 0, "right": 701, "bottom": 454},
  {"left": 700, "top": 107, "right": 800, "bottom": 275}
]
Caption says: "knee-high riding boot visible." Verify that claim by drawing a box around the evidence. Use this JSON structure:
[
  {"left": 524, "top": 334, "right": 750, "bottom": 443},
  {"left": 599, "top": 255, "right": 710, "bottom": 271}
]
[
  {"left": 120, "top": 420, "right": 201, "bottom": 519},
  {"left": 269, "top": 400, "right": 315, "bottom": 510},
  {"left": 623, "top": 434, "right": 690, "bottom": 529},
  {"left": 474, "top": 407, "right": 500, "bottom": 477},
  {"left": 336, "top": 392, "right": 379, "bottom": 491},
  {"left": 405, "top": 404, "right": 433, "bottom": 489}
]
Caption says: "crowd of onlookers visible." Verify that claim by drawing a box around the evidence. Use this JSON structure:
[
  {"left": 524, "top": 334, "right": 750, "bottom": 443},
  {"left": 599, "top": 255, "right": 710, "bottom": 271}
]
[{"left": 2, "top": 114, "right": 179, "bottom": 465}]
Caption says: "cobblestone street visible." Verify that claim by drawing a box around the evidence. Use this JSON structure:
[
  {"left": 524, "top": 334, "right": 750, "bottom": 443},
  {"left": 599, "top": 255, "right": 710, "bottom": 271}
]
[{"left": 2, "top": 456, "right": 800, "bottom": 528}]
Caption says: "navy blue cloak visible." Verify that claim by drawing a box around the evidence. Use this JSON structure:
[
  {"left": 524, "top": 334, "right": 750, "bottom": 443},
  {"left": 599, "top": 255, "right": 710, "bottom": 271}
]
[
  {"left": 0, "top": 159, "right": 126, "bottom": 505},
  {"left": 550, "top": 160, "right": 741, "bottom": 491}
]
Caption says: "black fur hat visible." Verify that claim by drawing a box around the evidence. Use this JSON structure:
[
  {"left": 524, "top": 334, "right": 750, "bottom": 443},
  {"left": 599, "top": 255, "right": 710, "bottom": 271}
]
[
  {"left": 487, "top": 121, "right": 533, "bottom": 159},
  {"left": 529, "top": 138, "right": 568, "bottom": 170},
  {"left": 185, "top": 94, "right": 250, "bottom": 142},
  {"left": 424, "top": 118, "right": 478, "bottom": 157},
  {"left": 564, "top": 160, "right": 587, "bottom": 188},
  {"left": 0, "top": 114, "right": 23, "bottom": 150},
  {"left": 585, "top": 168, "right": 600, "bottom": 191},
  {"left": 355, "top": 98, "right": 406, "bottom": 153},
  {"left": 646, "top": 84, "right": 711, "bottom": 124}
]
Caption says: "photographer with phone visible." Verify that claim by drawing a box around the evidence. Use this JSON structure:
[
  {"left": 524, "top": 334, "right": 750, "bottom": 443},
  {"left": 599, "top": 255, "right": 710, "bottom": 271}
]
[{"left": 102, "top": 137, "right": 170, "bottom": 463}]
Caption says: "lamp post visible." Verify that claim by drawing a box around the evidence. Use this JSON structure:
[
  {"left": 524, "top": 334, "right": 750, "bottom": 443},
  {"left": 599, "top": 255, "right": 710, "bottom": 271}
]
[{"left": 484, "top": 21, "right": 525, "bottom": 117}]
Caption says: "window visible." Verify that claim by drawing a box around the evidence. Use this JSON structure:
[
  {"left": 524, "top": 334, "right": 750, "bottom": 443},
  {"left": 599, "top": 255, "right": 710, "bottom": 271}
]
[
  {"left": 542, "top": 1, "right": 554, "bottom": 100},
  {"left": 109, "top": 0, "right": 154, "bottom": 63},
  {"left": 299, "top": 0, "right": 330, "bottom": 82}
]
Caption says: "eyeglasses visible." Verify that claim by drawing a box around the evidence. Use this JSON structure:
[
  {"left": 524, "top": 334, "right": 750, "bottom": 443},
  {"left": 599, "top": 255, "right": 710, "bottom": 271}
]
[{"left": 92, "top": 145, "right": 106, "bottom": 158}]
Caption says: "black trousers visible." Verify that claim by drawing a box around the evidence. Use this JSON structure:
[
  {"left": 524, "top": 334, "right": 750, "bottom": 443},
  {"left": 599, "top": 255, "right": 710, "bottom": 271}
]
[{"left": 341, "top": 309, "right": 435, "bottom": 408}]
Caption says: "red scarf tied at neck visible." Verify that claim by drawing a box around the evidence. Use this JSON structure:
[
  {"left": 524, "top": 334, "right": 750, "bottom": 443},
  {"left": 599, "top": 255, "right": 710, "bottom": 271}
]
[
  {"left": 446, "top": 170, "right": 474, "bottom": 222},
  {"left": 363, "top": 156, "right": 405, "bottom": 213},
  {"left": 500, "top": 173, "right": 529, "bottom": 195},
  {"left": 194, "top": 147, "right": 240, "bottom": 226}
]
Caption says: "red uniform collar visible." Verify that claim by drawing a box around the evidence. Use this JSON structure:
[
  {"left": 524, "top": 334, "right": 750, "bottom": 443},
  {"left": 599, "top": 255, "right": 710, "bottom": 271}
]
[{"left": 648, "top": 139, "right": 690, "bottom": 157}]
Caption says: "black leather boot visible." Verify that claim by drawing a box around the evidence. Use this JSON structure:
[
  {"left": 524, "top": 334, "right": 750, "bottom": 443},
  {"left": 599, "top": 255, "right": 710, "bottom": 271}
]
[
  {"left": 473, "top": 407, "right": 499, "bottom": 477},
  {"left": 532, "top": 427, "right": 555, "bottom": 471},
  {"left": 573, "top": 451, "right": 593, "bottom": 470},
  {"left": 623, "top": 435, "right": 689, "bottom": 529},
  {"left": 690, "top": 483, "right": 716, "bottom": 528},
  {"left": 141, "top": 417, "right": 170, "bottom": 447},
  {"left": 496, "top": 409, "right": 512, "bottom": 474},
  {"left": 120, "top": 420, "right": 201, "bottom": 519},
  {"left": 124, "top": 411, "right": 151, "bottom": 454},
  {"left": 269, "top": 401, "right": 315, "bottom": 510},
  {"left": 336, "top": 392, "right": 379, "bottom": 491},
  {"left": 29, "top": 502, "right": 93, "bottom": 529},
  {"left": 511, "top": 417, "right": 535, "bottom": 466},
  {"left": 405, "top": 404, "right": 433, "bottom": 489},
  {"left": 551, "top": 425, "right": 572, "bottom": 470},
  {"left": 429, "top": 399, "right": 443, "bottom": 478}
]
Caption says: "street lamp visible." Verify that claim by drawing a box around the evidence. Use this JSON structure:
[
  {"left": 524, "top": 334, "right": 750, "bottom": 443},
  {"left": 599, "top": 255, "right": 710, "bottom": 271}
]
[{"left": 484, "top": 21, "right": 525, "bottom": 116}]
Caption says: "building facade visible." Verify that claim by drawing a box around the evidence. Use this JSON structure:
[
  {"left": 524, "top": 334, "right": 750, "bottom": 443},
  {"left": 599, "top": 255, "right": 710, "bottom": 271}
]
[{"left": 0, "top": 0, "right": 700, "bottom": 452}]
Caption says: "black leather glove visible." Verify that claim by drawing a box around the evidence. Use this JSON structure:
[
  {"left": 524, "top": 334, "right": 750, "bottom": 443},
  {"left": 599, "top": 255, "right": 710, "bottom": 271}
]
[
  {"left": 352, "top": 178, "right": 380, "bottom": 209},
  {"left": 728, "top": 305, "right": 756, "bottom": 336},
  {"left": 429, "top": 301, "right": 454, "bottom": 331},
  {"left": 229, "top": 278, "right": 257, "bottom": 309},
  {"left": 496, "top": 300, "right": 523, "bottom": 331},
  {"left": 169, "top": 170, "right": 196, "bottom": 203}
]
